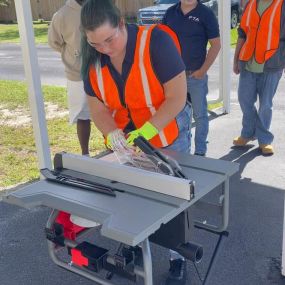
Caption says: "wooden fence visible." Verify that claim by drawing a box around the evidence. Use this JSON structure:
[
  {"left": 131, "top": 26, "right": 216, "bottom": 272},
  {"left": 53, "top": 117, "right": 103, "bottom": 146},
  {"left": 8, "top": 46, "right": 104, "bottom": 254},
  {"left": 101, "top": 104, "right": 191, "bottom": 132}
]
[{"left": 0, "top": 0, "right": 154, "bottom": 23}]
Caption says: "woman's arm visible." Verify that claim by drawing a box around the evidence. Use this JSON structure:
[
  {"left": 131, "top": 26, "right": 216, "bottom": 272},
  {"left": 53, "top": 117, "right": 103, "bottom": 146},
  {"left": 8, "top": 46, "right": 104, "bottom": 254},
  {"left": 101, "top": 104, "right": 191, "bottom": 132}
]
[
  {"left": 87, "top": 95, "right": 117, "bottom": 136},
  {"left": 149, "top": 70, "right": 187, "bottom": 131}
]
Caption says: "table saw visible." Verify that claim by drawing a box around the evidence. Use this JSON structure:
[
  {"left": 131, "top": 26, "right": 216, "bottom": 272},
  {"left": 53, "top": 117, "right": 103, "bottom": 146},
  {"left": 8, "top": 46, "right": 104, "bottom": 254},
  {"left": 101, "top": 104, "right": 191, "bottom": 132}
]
[{"left": 3, "top": 146, "right": 238, "bottom": 285}]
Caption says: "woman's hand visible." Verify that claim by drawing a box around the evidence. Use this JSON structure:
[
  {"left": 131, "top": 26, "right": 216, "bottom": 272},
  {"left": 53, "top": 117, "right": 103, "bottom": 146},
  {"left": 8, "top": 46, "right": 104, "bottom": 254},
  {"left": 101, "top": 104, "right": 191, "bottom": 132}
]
[
  {"left": 126, "top": 122, "right": 158, "bottom": 146},
  {"left": 106, "top": 129, "right": 129, "bottom": 151}
]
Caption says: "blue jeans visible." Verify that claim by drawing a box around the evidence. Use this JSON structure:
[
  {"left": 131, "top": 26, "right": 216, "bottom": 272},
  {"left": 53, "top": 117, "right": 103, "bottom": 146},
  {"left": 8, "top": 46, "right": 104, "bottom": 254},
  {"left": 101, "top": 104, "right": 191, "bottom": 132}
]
[
  {"left": 187, "top": 74, "right": 209, "bottom": 155},
  {"left": 163, "top": 103, "right": 192, "bottom": 153},
  {"left": 238, "top": 69, "right": 282, "bottom": 145}
]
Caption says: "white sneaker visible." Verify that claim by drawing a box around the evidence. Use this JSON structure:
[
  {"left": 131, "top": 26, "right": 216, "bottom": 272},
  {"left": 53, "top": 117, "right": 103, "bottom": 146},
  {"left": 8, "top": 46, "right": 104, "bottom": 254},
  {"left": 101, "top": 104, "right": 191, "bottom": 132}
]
[{"left": 70, "top": 214, "right": 101, "bottom": 228}]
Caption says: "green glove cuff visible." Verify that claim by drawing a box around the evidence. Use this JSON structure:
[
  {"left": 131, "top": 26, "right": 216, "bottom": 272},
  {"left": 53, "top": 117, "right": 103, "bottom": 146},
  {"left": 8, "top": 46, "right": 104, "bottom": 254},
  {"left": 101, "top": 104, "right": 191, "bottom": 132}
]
[
  {"left": 127, "top": 121, "right": 159, "bottom": 145},
  {"left": 140, "top": 121, "right": 159, "bottom": 140},
  {"left": 106, "top": 132, "right": 113, "bottom": 149}
]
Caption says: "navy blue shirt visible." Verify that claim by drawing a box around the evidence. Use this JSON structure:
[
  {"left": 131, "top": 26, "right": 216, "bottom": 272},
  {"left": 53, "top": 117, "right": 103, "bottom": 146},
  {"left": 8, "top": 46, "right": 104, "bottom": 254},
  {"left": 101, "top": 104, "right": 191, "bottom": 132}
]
[
  {"left": 162, "top": 2, "right": 220, "bottom": 71},
  {"left": 84, "top": 24, "right": 185, "bottom": 99}
]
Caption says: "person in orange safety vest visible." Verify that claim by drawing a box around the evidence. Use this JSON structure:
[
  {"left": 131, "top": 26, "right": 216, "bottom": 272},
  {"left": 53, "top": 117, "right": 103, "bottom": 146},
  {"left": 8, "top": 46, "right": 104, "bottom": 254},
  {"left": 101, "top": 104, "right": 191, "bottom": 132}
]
[
  {"left": 233, "top": 0, "right": 285, "bottom": 155},
  {"left": 80, "top": 0, "right": 192, "bottom": 283},
  {"left": 81, "top": 0, "right": 191, "bottom": 153}
]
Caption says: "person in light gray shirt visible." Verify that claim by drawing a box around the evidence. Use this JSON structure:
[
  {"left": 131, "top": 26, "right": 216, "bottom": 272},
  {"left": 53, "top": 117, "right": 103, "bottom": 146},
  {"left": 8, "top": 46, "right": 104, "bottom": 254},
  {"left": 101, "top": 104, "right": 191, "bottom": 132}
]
[{"left": 48, "top": 0, "right": 91, "bottom": 155}]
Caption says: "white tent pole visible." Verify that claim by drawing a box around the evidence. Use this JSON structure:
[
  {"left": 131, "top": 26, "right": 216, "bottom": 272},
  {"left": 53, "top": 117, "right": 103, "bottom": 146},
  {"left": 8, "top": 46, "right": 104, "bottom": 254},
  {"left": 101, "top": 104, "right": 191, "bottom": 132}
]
[
  {"left": 14, "top": 0, "right": 52, "bottom": 170},
  {"left": 219, "top": 0, "right": 231, "bottom": 113}
]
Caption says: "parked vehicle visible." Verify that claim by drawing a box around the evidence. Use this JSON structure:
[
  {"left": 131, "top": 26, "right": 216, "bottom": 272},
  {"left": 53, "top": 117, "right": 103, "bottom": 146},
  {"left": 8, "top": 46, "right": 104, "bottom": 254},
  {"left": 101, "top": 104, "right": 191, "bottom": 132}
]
[
  {"left": 137, "top": 0, "right": 241, "bottom": 29},
  {"left": 202, "top": 0, "right": 241, "bottom": 28},
  {"left": 137, "top": 0, "right": 177, "bottom": 26}
]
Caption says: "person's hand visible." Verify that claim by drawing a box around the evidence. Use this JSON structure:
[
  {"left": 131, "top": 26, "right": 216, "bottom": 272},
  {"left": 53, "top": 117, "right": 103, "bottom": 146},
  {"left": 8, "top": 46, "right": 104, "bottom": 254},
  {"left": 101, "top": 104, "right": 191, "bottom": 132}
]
[
  {"left": 233, "top": 61, "right": 240, "bottom": 74},
  {"left": 190, "top": 69, "right": 206, "bottom": 79},
  {"left": 106, "top": 129, "right": 128, "bottom": 151},
  {"left": 126, "top": 122, "right": 159, "bottom": 146}
]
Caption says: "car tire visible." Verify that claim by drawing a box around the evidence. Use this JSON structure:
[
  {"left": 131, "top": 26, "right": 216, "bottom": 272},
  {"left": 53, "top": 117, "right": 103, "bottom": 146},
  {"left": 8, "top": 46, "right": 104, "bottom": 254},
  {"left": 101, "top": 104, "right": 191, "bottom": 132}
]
[{"left": 231, "top": 7, "right": 239, "bottom": 29}]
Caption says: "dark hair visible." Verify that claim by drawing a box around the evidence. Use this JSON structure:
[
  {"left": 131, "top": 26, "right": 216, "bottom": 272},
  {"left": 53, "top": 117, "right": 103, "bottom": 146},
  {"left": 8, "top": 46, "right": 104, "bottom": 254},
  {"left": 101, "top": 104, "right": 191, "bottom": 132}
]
[{"left": 80, "top": 0, "right": 121, "bottom": 79}]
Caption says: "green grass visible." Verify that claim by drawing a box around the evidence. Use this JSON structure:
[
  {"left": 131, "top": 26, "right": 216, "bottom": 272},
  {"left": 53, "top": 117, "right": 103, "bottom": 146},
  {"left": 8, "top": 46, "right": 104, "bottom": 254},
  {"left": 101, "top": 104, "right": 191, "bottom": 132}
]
[
  {"left": 0, "top": 21, "right": 49, "bottom": 43},
  {"left": 0, "top": 124, "right": 39, "bottom": 186},
  {"left": 0, "top": 80, "right": 104, "bottom": 189},
  {"left": 0, "top": 80, "right": 67, "bottom": 109},
  {"left": 0, "top": 119, "right": 105, "bottom": 187}
]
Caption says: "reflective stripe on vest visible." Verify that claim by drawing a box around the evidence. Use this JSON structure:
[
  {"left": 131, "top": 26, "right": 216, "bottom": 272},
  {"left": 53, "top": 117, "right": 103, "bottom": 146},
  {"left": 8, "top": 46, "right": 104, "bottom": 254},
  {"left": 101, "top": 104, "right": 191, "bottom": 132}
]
[
  {"left": 88, "top": 25, "right": 179, "bottom": 148},
  {"left": 239, "top": 0, "right": 283, "bottom": 64},
  {"left": 95, "top": 62, "right": 107, "bottom": 106}
]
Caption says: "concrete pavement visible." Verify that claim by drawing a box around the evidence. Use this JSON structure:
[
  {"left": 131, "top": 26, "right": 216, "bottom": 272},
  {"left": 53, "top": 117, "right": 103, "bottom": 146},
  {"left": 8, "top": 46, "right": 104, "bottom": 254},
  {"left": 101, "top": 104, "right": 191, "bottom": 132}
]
[{"left": 0, "top": 43, "right": 65, "bottom": 86}]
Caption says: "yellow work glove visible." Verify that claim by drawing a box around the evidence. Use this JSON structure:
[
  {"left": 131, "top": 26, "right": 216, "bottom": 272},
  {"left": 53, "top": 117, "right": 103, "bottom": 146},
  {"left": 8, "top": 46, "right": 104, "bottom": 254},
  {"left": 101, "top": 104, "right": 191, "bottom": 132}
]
[
  {"left": 127, "top": 121, "right": 159, "bottom": 146},
  {"left": 106, "top": 129, "right": 128, "bottom": 151}
]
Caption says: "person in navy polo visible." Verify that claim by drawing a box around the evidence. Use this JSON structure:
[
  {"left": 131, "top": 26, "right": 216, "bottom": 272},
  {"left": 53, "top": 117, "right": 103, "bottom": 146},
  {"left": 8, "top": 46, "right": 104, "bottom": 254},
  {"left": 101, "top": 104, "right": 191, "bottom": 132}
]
[{"left": 163, "top": 0, "right": 220, "bottom": 157}]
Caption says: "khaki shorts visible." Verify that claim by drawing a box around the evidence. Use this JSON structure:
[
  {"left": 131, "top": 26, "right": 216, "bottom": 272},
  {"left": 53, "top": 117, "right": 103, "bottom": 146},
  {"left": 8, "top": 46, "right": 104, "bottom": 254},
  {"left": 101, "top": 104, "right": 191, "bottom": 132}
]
[{"left": 67, "top": 79, "right": 90, "bottom": 124}]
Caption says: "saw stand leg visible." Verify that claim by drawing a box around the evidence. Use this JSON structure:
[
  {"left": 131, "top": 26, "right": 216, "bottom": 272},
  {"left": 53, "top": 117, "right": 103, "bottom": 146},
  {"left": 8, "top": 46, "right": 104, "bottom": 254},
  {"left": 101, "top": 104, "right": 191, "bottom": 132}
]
[
  {"left": 195, "top": 176, "right": 230, "bottom": 232},
  {"left": 140, "top": 239, "right": 153, "bottom": 285},
  {"left": 46, "top": 210, "right": 154, "bottom": 285}
]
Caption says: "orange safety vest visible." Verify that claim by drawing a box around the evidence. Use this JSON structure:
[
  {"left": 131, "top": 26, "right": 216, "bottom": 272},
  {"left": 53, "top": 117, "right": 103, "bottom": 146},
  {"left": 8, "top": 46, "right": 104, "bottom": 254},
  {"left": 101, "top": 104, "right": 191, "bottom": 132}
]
[
  {"left": 239, "top": 0, "right": 284, "bottom": 64},
  {"left": 88, "top": 25, "right": 180, "bottom": 148}
]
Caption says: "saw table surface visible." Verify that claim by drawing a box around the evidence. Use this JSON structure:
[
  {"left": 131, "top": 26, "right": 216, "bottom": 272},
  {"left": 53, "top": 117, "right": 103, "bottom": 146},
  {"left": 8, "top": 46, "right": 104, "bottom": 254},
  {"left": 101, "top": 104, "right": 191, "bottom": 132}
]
[{"left": 4, "top": 151, "right": 238, "bottom": 246}]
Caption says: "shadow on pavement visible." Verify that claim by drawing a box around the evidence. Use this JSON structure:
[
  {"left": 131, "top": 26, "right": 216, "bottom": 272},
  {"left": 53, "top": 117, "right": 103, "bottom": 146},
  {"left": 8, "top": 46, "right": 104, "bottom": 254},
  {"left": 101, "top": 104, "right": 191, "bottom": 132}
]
[{"left": 205, "top": 146, "right": 285, "bottom": 285}]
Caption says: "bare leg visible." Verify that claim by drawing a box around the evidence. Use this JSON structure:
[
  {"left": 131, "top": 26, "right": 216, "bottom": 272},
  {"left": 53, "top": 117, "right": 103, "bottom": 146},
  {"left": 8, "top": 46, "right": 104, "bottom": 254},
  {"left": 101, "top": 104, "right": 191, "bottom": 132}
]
[{"left": 77, "top": 119, "right": 91, "bottom": 155}]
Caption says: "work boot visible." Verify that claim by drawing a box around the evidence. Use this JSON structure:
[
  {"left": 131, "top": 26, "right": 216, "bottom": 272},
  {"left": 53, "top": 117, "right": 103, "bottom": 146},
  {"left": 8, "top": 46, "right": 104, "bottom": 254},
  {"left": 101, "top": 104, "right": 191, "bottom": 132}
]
[
  {"left": 165, "top": 259, "right": 187, "bottom": 285},
  {"left": 259, "top": 144, "right": 274, "bottom": 155},
  {"left": 233, "top": 136, "right": 254, "bottom": 146}
]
